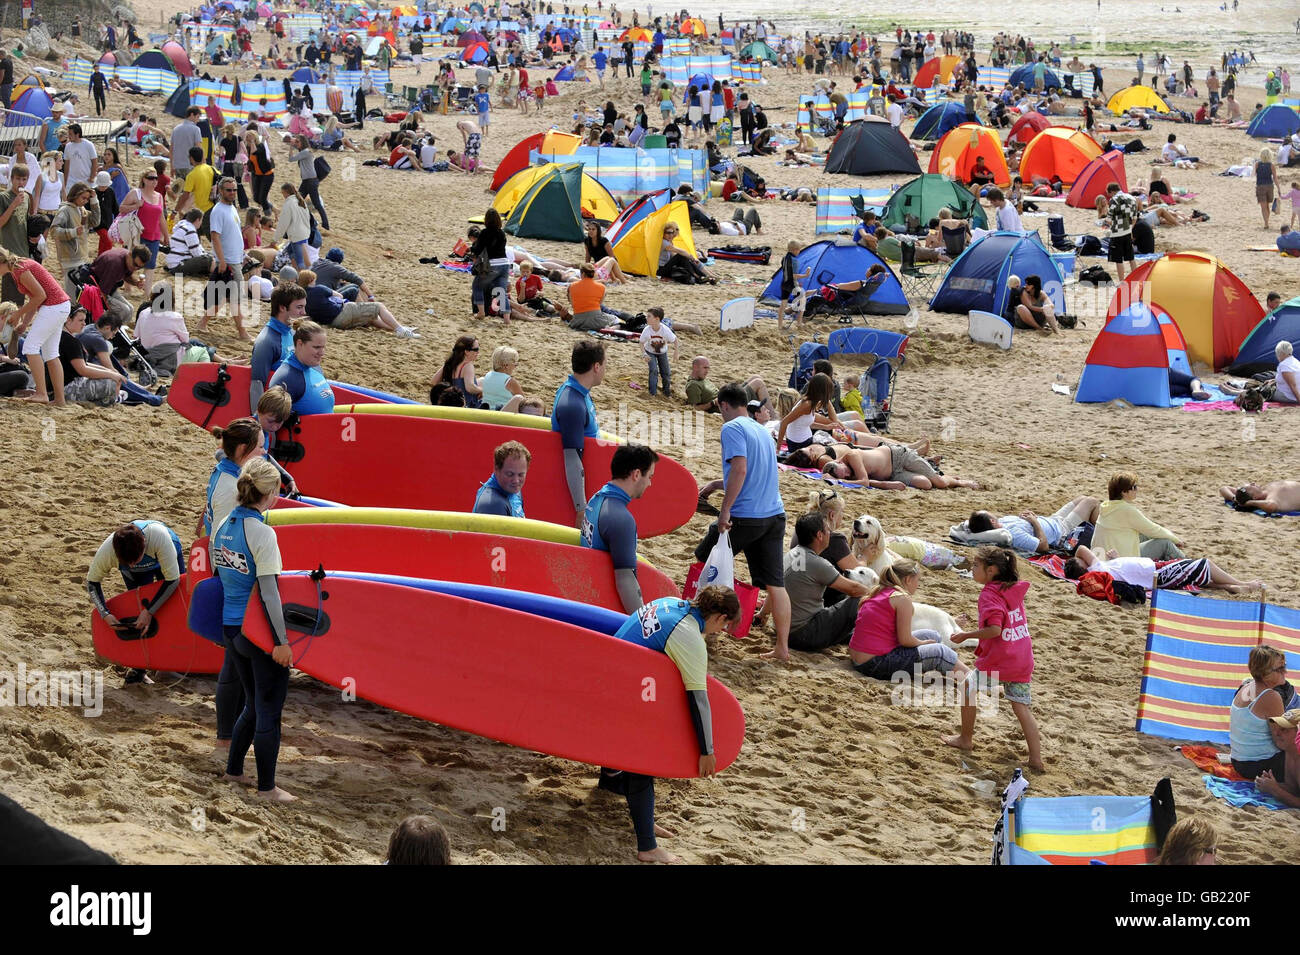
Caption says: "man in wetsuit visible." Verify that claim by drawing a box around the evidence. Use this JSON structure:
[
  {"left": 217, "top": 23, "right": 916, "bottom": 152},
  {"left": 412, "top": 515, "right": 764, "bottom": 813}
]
[
  {"left": 85, "top": 521, "right": 184, "bottom": 684},
  {"left": 249, "top": 281, "right": 306, "bottom": 411},
  {"left": 581, "top": 443, "right": 658, "bottom": 613},
  {"left": 473, "top": 440, "right": 531, "bottom": 518},
  {"left": 551, "top": 340, "right": 606, "bottom": 530}
]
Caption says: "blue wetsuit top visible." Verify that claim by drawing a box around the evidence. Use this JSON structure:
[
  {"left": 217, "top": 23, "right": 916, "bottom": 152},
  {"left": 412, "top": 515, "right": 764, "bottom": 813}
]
[
  {"left": 203, "top": 455, "right": 241, "bottom": 536},
  {"left": 213, "top": 505, "right": 277, "bottom": 626},
  {"left": 551, "top": 374, "right": 599, "bottom": 454},
  {"left": 250, "top": 317, "right": 294, "bottom": 387},
  {"left": 268, "top": 354, "right": 335, "bottom": 416},
  {"left": 473, "top": 474, "right": 524, "bottom": 518},
  {"left": 125, "top": 519, "right": 183, "bottom": 576},
  {"left": 581, "top": 482, "right": 638, "bottom": 571}
]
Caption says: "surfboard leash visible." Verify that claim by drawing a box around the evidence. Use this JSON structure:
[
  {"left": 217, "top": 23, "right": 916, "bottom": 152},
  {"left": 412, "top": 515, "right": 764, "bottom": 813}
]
[{"left": 285, "top": 565, "right": 329, "bottom": 667}]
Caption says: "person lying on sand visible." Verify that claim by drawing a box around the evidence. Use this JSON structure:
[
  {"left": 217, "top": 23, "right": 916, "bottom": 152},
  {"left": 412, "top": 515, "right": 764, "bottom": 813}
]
[
  {"left": 1064, "top": 545, "right": 1265, "bottom": 594},
  {"left": 967, "top": 497, "right": 1100, "bottom": 553},
  {"left": 1221, "top": 479, "right": 1300, "bottom": 513},
  {"left": 790, "top": 441, "right": 977, "bottom": 490}
]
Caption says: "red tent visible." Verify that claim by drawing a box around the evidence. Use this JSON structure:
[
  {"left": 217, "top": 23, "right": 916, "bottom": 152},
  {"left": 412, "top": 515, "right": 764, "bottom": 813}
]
[
  {"left": 161, "top": 40, "right": 196, "bottom": 76},
  {"left": 1008, "top": 112, "right": 1049, "bottom": 145},
  {"left": 1066, "top": 151, "right": 1128, "bottom": 209},
  {"left": 491, "top": 132, "right": 546, "bottom": 190},
  {"left": 457, "top": 29, "right": 487, "bottom": 47}
]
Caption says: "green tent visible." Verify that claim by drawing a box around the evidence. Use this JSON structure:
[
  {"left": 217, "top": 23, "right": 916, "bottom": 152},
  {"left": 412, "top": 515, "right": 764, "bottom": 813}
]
[
  {"left": 503, "top": 162, "right": 590, "bottom": 241},
  {"left": 882, "top": 174, "right": 988, "bottom": 231},
  {"left": 739, "top": 40, "right": 778, "bottom": 64}
]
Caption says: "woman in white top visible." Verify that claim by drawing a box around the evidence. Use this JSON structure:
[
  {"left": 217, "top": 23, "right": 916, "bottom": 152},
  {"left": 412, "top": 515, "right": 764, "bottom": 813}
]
[
  {"left": 777, "top": 373, "right": 844, "bottom": 452},
  {"left": 1273, "top": 341, "right": 1300, "bottom": 403},
  {"left": 274, "top": 183, "right": 312, "bottom": 268},
  {"left": 33, "top": 152, "right": 66, "bottom": 221}
]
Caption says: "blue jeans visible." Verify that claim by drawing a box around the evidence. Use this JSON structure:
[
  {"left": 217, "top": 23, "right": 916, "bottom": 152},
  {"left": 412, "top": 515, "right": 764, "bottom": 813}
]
[
  {"left": 288, "top": 239, "right": 308, "bottom": 268},
  {"left": 647, "top": 352, "right": 670, "bottom": 395},
  {"left": 224, "top": 631, "right": 290, "bottom": 791},
  {"left": 471, "top": 264, "right": 509, "bottom": 314}
]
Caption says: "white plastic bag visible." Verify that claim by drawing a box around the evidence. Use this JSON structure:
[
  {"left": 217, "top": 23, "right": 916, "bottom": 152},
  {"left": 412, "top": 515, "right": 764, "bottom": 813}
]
[{"left": 699, "top": 530, "right": 736, "bottom": 592}]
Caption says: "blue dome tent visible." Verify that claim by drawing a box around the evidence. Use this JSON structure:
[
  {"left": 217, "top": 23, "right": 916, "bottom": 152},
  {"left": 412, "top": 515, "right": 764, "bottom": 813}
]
[
  {"left": 761, "top": 240, "right": 910, "bottom": 315},
  {"left": 1008, "top": 63, "right": 1061, "bottom": 90},
  {"left": 912, "top": 101, "right": 979, "bottom": 141},
  {"left": 1227, "top": 296, "right": 1300, "bottom": 375},
  {"left": 1246, "top": 104, "right": 1300, "bottom": 139},
  {"left": 929, "top": 231, "right": 1063, "bottom": 315}
]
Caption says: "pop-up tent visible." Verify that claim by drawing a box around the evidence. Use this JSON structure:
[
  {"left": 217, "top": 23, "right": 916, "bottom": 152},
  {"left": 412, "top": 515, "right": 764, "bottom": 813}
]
[
  {"left": 826, "top": 117, "right": 921, "bottom": 176},
  {"left": 913, "top": 55, "right": 963, "bottom": 88},
  {"left": 739, "top": 40, "right": 778, "bottom": 63},
  {"left": 606, "top": 190, "right": 696, "bottom": 276},
  {"left": 491, "top": 130, "right": 582, "bottom": 190},
  {"left": 1246, "top": 103, "right": 1300, "bottom": 139},
  {"left": 161, "top": 39, "right": 196, "bottom": 76},
  {"left": 1008, "top": 63, "right": 1061, "bottom": 90},
  {"left": 1066, "top": 150, "right": 1128, "bottom": 208},
  {"left": 928, "top": 123, "right": 1010, "bottom": 186},
  {"left": 882, "top": 173, "right": 988, "bottom": 229},
  {"left": 6, "top": 88, "right": 55, "bottom": 124},
  {"left": 1105, "top": 251, "right": 1264, "bottom": 369},
  {"left": 929, "top": 231, "right": 1063, "bottom": 315},
  {"left": 494, "top": 162, "right": 619, "bottom": 220},
  {"left": 1226, "top": 296, "right": 1300, "bottom": 376},
  {"left": 1075, "top": 302, "right": 1191, "bottom": 407},
  {"left": 1019, "top": 127, "right": 1102, "bottom": 185},
  {"left": 1008, "top": 111, "right": 1050, "bottom": 145},
  {"left": 912, "top": 101, "right": 978, "bottom": 141},
  {"left": 502, "top": 163, "right": 618, "bottom": 241},
  {"left": 11, "top": 73, "right": 47, "bottom": 103},
  {"left": 761, "top": 240, "right": 910, "bottom": 315},
  {"left": 132, "top": 48, "right": 181, "bottom": 74},
  {"left": 1106, "top": 85, "right": 1170, "bottom": 115}
]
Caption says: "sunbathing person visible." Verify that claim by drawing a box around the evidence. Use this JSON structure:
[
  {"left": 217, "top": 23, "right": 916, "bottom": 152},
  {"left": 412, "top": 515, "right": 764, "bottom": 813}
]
[
  {"left": 1220, "top": 479, "right": 1300, "bottom": 514},
  {"left": 1064, "top": 545, "right": 1265, "bottom": 594},
  {"left": 793, "top": 442, "right": 977, "bottom": 490}
]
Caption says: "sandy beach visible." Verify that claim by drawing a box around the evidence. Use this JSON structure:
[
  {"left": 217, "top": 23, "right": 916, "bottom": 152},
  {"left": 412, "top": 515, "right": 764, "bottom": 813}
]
[{"left": 1, "top": 0, "right": 1297, "bottom": 863}]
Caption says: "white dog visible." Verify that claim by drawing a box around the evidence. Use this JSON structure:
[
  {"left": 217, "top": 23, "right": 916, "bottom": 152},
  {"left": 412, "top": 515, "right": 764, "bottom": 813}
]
[
  {"left": 850, "top": 514, "right": 896, "bottom": 576},
  {"left": 843, "top": 565, "right": 975, "bottom": 649}
]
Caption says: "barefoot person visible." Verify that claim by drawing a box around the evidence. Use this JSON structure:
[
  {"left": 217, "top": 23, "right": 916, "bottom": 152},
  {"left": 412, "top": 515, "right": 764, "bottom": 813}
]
[
  {"left": 850, "top": 560, "right": 970, "bottom": 682},
  {"left": 214, "top": 459, "right": 296, "bottom": 804},
  {"left": 1221, "top": 479, "right": 1300, "bottom": 513},
  {"left": 0, "top": 249, "right": 71, "bottom": 405},
  {"left": 604, "top": 585, "right": 739, "bottom": 863},
  {"left": 1064, "top": 545, "right": 1265, "bottom": 594}
]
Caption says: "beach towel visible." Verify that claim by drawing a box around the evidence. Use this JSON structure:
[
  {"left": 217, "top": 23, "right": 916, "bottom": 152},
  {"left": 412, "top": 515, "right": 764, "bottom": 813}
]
[
  {"left": 1181, "top": 398, "right": 1297, "bottom": 412},
  {"left": 1222, "top": 498, "right": 1300, "bottom": 518},
  {"left": 1178, "top": 744, "right": 1245, "bottom": 780},
  {"left": 1202, "top": 775, "right": 1295, "bottom": 811},
  {"left": 777, "top": 462, "right": 866, "bottom": 490}
]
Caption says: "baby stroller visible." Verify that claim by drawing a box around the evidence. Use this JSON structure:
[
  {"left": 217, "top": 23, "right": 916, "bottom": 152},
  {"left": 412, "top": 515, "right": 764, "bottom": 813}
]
[{"left": 67, "top": 264, "right": 160, "bottom": 387}]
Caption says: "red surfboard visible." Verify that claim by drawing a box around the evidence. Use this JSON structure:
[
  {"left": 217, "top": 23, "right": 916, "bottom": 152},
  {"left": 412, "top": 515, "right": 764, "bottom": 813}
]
[
  {"left": 273, "top": 414, "right": 697, "bottom": 538},
  {"left": 187, "top": 523, "right": 681, "bottom": 603},
  {"left": 91, "top": 575, "right": 226, "bottom": 673},
  {"left": 167, "top": 362, "right": 402, "bottom": 431},
  {"left": 241, "top": 574, "right": 745, "bottom": 778}
]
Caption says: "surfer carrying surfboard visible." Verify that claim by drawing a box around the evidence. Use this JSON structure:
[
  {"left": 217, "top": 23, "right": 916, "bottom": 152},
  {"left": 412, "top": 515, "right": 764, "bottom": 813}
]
[
  {"left": 473, "top": 440, "right": 530, "bottom": 519},
  {"left": 552, "top": 341, "right": 607, "bottom": 530},
  {"left": 85, "top": 521, "right": 185, "bottom": 686},
  {"left": 214, "top": 459, "right": 296, "bottom": 804},
  {"left": 582, "top": 444, "right": 659, "bottom": 613},
  {"left": 267, "top": 321, "right": 335, "bottom": 417},
  {"left": 604, "top": 585, "right": 740, "bottom": 863}
]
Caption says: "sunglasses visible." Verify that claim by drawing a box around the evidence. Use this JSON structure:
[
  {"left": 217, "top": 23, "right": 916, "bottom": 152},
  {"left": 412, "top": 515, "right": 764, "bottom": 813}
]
[{"left": 145, "top": 175, "right": 158, "bottom": 180}]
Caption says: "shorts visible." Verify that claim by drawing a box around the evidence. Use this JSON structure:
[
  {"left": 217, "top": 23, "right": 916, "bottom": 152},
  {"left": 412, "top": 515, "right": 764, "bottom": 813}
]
[
  {"left": 889, "top": 444, "right": 938, "bottom": 482},
  {"left": 333, "top": 301, "right": 380, "bottom": 329},
  {"left": 642, "top": 84, "right": 652, "bottom": 96},
  {"left": 694, "top": 513, "right": 786, "bottom": 588},
  {"left": 21, "top": 300, "right": 72, "bottom": 360},
  {"left": 853, "top": 636, "right": 956, "bottom": 680},
  {"left": 1001, "top": 680, "right": 1033, "bottom": 706},
  {"left": 477, "top": 111, "right": 490, "bottom": 127},
  {"left": 1256, "top": 184, "right": 1275, "bottom": 204},
  {"left": 1106, "top": 232, "right": 1134, "bottom": 263}
]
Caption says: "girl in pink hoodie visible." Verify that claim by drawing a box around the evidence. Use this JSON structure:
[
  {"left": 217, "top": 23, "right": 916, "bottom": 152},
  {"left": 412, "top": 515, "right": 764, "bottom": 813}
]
[{"left": 945, "top": 547, "right": 1043, "bottom": 770}]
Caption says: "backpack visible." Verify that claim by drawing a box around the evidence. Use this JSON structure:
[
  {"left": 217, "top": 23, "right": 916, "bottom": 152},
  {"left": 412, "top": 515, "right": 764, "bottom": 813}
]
[
  {"left": 314, "top": 155, "right": 331, "bottom": 181},
  {"left": 1078, "top": 264, "right": 1112, "bottom": 285},
  {"left": 1075, "top": 235, "right": 1105, "bottom": 257}
]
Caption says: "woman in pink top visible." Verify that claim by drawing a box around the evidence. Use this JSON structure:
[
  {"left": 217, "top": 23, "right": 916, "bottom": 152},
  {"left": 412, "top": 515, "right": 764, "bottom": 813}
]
[
  {"left": 0, "top": 250, "right": 72, "bottom": 405},
  {"left": 118, "top": 169, "right": 165, "bottom": 293},
  {"left": 945, "top": 547, "right": 1043, "bottom": 770},
  {"left": 850, "top": 560, "right": 967, "bottom": 681}
]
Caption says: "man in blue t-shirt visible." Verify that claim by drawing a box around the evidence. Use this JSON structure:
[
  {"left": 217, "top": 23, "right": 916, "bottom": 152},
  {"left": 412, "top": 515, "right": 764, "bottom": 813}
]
[
  {"left": 582, "top": 444, "right": 658, "bottom": 613},
  {"left": 473, "top": 440, "right": 531, "bottom": 519},
  {"left": 966, "top": 497, "right": 1100, "bottom": 553},
  {"left": 552, "top": 341, "right": 606, "bottom": 529},
  {"left": 693, "top": 382, "right": 791, "bottom": 659},
  {"left": 593, "top": 47, "right": 608, "bottom": 87}
]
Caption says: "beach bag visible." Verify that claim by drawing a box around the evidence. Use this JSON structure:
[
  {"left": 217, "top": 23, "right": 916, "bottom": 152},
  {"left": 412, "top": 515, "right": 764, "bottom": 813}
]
[
  {"left": 1078, "top": 264, "right": 1112, "bottom": 285},
  {"left": 471, "top": 247, "right": 491, "bottom": 277},
  {"left": 313, "top": 155, "right": 331, "bottom": 181},
  {"left": 109, "top": 209, "right": 142, "bottom": 248},
  {"left": 682, "top": 532, "right": 761, "bottom": 638}
]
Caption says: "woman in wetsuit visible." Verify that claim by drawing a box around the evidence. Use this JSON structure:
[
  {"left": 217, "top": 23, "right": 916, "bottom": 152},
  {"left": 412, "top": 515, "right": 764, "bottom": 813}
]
[
  {"left": 214, "top": 459, "right": 296, "bottom": 803},
  {"left": 267, "top": 320, "right": 334, "bottom": 416},
  {"left": 605, "top": 585, "right": 739, "bottom": 863}
]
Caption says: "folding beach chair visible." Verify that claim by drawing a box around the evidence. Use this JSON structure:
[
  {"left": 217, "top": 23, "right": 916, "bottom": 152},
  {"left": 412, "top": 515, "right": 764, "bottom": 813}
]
[
  {"left": 898, "top": 239, "right": 942, "bottom": 302},
  {"left": 992, "top": 770, "right": 1175, "bottom": 866}
]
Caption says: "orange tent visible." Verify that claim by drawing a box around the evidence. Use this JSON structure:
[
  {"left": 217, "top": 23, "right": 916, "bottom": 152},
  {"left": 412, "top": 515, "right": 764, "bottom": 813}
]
[
  {"left": 680, "top": 17, "right": 709, "bottom": 37},
  {"left": 928, "top": 124, "right": 1010, "bottom": 187},
  {"left": 1018, "top": 127, "right": 1102, "bottom": 185},
  {"left": 914, "top": 55, "right": 962, "bottom": 88},
  {"left": 619, "top": 27, "right": 653, "bottom": 42},
  {"left": 1007, "top": 111, "right": 1050, "bottom": 145}
]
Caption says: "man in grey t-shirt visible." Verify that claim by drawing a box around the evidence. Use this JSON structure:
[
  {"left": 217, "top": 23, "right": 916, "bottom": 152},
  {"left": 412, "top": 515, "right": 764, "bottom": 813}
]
[
  {"left": 170, "top": 107, "right": 203, "bottom": 178},
  {"left": 783, "top": 512, "right": 871, "bottom": 652}
]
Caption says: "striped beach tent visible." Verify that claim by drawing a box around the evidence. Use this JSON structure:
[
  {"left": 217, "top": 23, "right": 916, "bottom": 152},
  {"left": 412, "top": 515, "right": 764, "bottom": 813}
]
[
  {"left": 1136, "top": 592, "right": 1300, "bottom": 744},
  {"left": 66, "top": 58, "right": 182, "bottom": 95},
  {"left": 814, "top": 188, "right": 891, "bottom": 234},
  {"left": 995, "top": 774, "right": 1175, "bottom": 866},
  {"left": 186, "top": 78, "right": 289, "bottom": 121},
  {"left": 796, "top": 92, "right": 832, "bottom": 132},
  {"left": 844, "top": 89, "right": 871, "bottom": 122}
]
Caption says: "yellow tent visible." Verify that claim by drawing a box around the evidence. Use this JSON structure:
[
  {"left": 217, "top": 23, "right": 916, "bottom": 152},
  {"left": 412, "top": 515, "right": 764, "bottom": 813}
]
[
  {"left": 492, "top": 163, "right": 620, "bottom": 221},
  {"left": 1106, "top": 85, "right": 1171, "bottom": 115},
  {"left": 680, "top": 18, "right": 709, "bottom": 38},
  {"left": 610, "top": 199, "right": 696, "bottom": 277}
]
